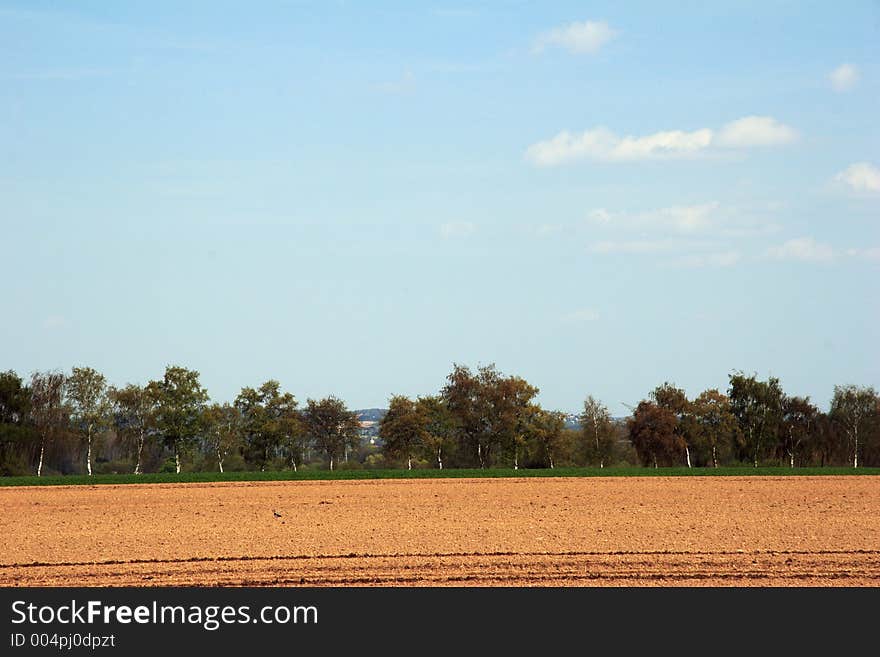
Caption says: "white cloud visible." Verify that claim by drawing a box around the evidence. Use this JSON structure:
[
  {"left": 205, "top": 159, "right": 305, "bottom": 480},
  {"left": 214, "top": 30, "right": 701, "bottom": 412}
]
[
  {"left": 526, "top": 116, "right": 796, "bottom": 166},
  {"left": 845, "top": 247, "right": 880, "bottom": 261},
  {"left": 588, "top": 203, "right": 720, "bottom": 234},
  {"left": 526, "top": 127, "right": 713, "bottom": 165},
  {"left": 373, "top": 69, "right": 415, "bottom": 94},
  {"left": 835, "top": 162, "right": 880, "bottom": 194},
  {"left": 43, "top": 315, "right": 69, "bottom": 330},
  {"left": 766, "top": 237, "right": 835, "bottom": 262},
  {"left": 668, "top": 251, "right": 741, "bottom": 268},
  {"left": 440, "top": 221, "right": 476, "bottom": 238},
  {"left": 564, "top": 308, "right": 601, "bottom": 322},
  {"left": 830, "top": 64, "right": 859, "bottom": 92},
  {"left": 533, "top": 20, "right": 617, "bottom": 55},
  {"left": 714, "top": 116, "right": 798, "bottom": 148},
  {"left": 589, "top": 239, "right": 686, "bottom": 254}
]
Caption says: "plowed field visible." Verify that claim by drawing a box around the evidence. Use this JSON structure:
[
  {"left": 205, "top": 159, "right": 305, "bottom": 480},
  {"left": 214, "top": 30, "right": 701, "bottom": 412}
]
[{"left": 2, "top": 476, "right": 878, "bottom": 586}]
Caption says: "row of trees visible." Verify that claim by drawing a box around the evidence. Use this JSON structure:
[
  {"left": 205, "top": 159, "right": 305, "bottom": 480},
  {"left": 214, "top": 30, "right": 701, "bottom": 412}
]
[
  {"left": 378, "top": 367, "right": 880, "bottom": 470},
  {"left": 627, "top": 375, "right": 880, "bottom": 469},
  {"left": 1, "top": 363, "right": 878, "bottom": 476},
  {"left": 0, "top": 366, "right": 361, "bottom": 476}
]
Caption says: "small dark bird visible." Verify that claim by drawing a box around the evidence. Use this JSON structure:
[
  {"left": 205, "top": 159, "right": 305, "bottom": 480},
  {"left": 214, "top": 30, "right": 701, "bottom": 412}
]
[{"left": 273, "top": 510, "right": 282, "bottom": 518}]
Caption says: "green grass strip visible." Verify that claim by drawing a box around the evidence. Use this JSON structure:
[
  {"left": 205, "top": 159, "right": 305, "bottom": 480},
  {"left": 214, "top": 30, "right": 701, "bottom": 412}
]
[{"left": 1, "top": 466, "right": 878, "bottom": 487}]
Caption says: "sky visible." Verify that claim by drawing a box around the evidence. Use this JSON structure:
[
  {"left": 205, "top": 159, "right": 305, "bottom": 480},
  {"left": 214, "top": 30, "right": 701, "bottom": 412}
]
[{"left": 1, "top": 1, "right": 878, "bottom": 415}]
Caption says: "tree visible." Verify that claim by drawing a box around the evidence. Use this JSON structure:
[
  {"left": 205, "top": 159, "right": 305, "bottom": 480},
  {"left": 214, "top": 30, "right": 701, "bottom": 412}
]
[
  {"left": 417, "top": 395, "right": 456, "bottom": 469},
  {"left": 235, "top": 381, "right": 300, "bottom": 471},
  {"left": 728, "top": 373, "right": 783, "bottom": 467},
  {"left": 109, "top": 383, "right": 158, "bottom": 475},
  {"left": 301, "top": 396, "right": 360, "bottom": 470},
  {"left": 380, "top": 395, "right": 427, "bottom": 470},
  {"left": 779, "top": 396, "right": 818, "bottom": 468},
  {"left": 830, "top": 385, "right": 878, "bottom": 468},
  {"left": 152, "top": 366, "right": 209, "bottom": 474},
  {"left": 689, "top": 389, "right": 739, "bottom": 467},
  {"left": 652, "top": 382, "right": 693, "bottom": 467},
  {"left": 627, "top": 400, "right": 682, "bottom": 468},
  {"left": 65, "top": 366, "right": 110, "bottom": 476},
  {"left": 527, "top": 407, "right": 566, "bottom": 469},
  {"left": 0, "top": 371, "right": 34, "bottom": 475},
  {"left": 579, "top": 395, "right": 616, "bottom": 468},
  {"left": 441, "top": 363, "right": 539, "bottom": 469},
  {"left": 28, "top": 371, "right": 67, "bottom": 476},
  {"left": 202, "top": 403, "right": 242, "bottom": 473}
]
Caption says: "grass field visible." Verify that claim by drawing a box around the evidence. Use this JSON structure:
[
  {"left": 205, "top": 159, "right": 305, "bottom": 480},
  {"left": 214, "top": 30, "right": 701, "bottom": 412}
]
[{"left": 1, "top": 465, "right": 877, "bottom": 487}]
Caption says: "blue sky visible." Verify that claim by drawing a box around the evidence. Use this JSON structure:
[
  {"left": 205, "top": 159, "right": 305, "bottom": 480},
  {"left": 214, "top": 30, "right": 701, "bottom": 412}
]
[{"left": 2, "top": 1, "right": 878, "bottom": 414}]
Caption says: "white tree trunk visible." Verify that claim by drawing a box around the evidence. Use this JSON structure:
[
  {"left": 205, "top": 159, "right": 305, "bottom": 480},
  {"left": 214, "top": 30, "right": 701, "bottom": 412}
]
[
  {"left": 789, "top": 451, "right": 794, "bottom": 468},
  {"left": 134, "top": 435, "right": 144, "bottom": 475},
  {"left": 175, "top": 450, "right": 181, "bottom": 474},
  {"left": 217, "top": 448, "right": 224, "bottom": 474},
  {"left": 437, "top": 447, "right": 443, "bottom": 470},
  {"left": 548, "top": 454, "right": 554, "bottom": 469},
  {"left": 477, "top": 443, "right": 484, "bottom": 469},
  {"left": 86, "top": 429, "right": 93, "bottom": 476},
  {"left": 685, "top": 445, "right": 691, "bottom": 468},
  {"left": 712, "top": 444, "right": 718, "bottom": 468},
  {"left": 292, "top": 461, "right": 297, "bottom": 472},
  {"left": 513, "top": 450, "right": 518, "bottom": 470},
  {"left": 37, "top": 441, "right": 45, "bottom": 477},
  {"left": 407, "top": 456, "right": 412, "bottom": 470},
  {"left": 854, "top": 428, "right": 859, "bottom": 468},
  {"left": 329, "top": 456, "right": 334, "bottom": 471}
]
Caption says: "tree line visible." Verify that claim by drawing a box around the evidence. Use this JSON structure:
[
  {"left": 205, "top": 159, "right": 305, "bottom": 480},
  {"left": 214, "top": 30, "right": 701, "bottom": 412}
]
[{"left": 0, "top": 363, "right": 877, "bottom": 476}]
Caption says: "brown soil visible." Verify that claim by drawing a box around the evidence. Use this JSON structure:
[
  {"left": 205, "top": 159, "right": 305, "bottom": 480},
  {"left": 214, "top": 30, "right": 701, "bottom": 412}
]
[{"left": 1, "top": 476, "right": 878, "bottom": 586}]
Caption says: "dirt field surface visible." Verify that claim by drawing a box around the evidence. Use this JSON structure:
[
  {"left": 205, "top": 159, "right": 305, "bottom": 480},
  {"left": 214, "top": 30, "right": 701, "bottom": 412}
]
[{"left": 2, "top": 475, "right": 879, "bottom": 586}]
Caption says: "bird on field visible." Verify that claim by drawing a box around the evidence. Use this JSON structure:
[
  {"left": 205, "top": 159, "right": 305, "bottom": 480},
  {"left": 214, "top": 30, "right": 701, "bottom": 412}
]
[{"left": 273, "top": 510, "right": 282, "bottom": 518}]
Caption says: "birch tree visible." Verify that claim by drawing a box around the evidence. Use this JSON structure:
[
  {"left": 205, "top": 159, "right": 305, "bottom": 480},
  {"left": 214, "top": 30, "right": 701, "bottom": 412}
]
[
  {"left": 527, "top": 407, "right": 566, "bottom": 469},
  {"left": 0, "top": 371, "right": 34, "bottom": 475},
  {"left": 728, "top": 373, "right": 783, "bottom": 467},
  {"left": 380, "top": 395, "right": 426, "bottom": 470},
  {"left": 690, "top": 389, "right": 739, "bottom": 467},
  {"left": 301, "top": 396, "right": 360, "bottom": 470},
  {"left": 779, "top": 396, "right": 818, "bottom": 468},
  {"left": 28, "top": 371, "right": 67, "bottom": 477},
  {"left": 202, "top": 402, "right": 241, "bottom": 473},
  {"left": 109, "top": 383, "right": 158, "bottom": 475},
  {"left": 236, "top": 381, "right": 299, "bottom": 471},
  {"left": 417, "top": 395, "right": 456, "bottom": 469},
  {"left": 152, "top": 366, "right": 209, "bottom": 474},
  {"left": 66, "top": 366, "right": 110, "bottom": 476},
  {"left": 579, "top": 395, "right": 616, "bottom": 468},
  {"left": 830, "top": 385, "right": 878, "bottom": 468}
]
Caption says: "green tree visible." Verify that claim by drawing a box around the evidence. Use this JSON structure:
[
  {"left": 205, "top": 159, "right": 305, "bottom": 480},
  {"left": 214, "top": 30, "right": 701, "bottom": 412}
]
[
  {"left": 779, "top": 396, "right": 818, "bottom": 468},
  {"left": 28, "top": 371, "right": 67, "bottom": 476},
  {"left": 416, "top": 395, "right": 456, "bottom": 469},
  {"left": 66, "top": 366, "right": 110, "bottom": 476},
  {"left": 109, "top": 383, "right": 158, "bottom": 475},
  {"left": 727, "top": 373, "right": 783, "bottom": 467},
  {"left": 830, "top": 384, "right": 878, "bottom": 468},
  {"left": 689, "top": 389, "right": 739, "bottom": 467},
  {"left": 0, "top": 371, "right": 34, "bottom": 475},
  {"left": 202, "top": 402, "right": 242, "bottom": 473},
  {"left": 651, "top": 382, "right": 693, "bottom": 467},
  {"left": 235, "top": 380, "right": 300, "bottom": 471},
  {"left": 301, "top": 396, "right": 360, "bottom": 470},
  {"left": 441, "top": 363, "right": 539, "bottom": 469},
  {"left": 527, "top": 407, "right": 566, "bottom": 469},
  {"left": 627, "top": 400, "right": 682, "bottom": 468},
  {"left": 579, "top": 395, "right": 616, "bottom": 468},
  {"left": 152, "top": 366, "right": 209, "bottom": 474},
  {"left": 380, "top": 395, "right": 426, "bottom": 470}
]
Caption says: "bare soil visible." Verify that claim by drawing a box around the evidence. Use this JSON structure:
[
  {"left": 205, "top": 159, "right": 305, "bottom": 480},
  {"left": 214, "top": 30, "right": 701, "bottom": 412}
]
[{"left": 1, "top": 475, "right": 878, "bottom": 586}]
